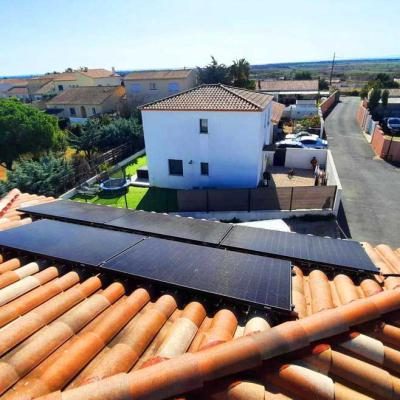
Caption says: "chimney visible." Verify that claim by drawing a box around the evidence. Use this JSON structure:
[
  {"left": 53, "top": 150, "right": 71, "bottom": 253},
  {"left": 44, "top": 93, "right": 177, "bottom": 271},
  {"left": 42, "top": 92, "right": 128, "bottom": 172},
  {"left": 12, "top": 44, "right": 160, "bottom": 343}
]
[{"left": 111, "top": 66, "right": 116, "bottom": 74}]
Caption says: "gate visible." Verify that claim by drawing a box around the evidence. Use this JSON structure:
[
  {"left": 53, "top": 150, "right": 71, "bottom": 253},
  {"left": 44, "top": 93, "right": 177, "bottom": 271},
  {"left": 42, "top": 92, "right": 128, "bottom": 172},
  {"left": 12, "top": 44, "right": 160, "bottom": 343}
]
[{"left": 273, "top": 148, "right": 286, "bottom": 166}]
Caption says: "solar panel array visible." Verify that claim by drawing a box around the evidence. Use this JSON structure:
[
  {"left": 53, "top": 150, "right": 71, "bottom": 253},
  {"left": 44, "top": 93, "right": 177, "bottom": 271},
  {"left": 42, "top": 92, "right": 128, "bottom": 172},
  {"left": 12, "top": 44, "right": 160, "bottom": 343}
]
[
  {"left": 105, "top": 238, "right": 291, "bottom": 310},
  {"left": 19, "top": 200, "right": 378, "bottom": 273},
  {"left": 0, "top": 219, "right": 292, "bottom": 311},
  {"left": 221, "top": 226, "right": 378, "bottom": 273},
  {"left": 0, "top": 219, "right": 144, "bottom": 266}
]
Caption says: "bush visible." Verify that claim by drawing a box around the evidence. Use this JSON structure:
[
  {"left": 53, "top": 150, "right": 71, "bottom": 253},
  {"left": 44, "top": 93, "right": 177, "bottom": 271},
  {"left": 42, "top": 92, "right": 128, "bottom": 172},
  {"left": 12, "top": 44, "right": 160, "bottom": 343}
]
[
  {"left": 4, "top": 154, "right": 74, "bottom": 197},
  {"left": 298, "top": 115, "right": 321, "bottom": 129}
]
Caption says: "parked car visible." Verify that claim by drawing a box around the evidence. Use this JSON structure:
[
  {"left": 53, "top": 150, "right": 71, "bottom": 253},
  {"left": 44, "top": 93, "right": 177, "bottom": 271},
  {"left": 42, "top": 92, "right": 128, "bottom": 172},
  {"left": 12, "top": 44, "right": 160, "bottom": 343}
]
[
  {"left": 387, "top": 117, "right": 400, "bottom": 133},
  {"left": 275, "top": 139, "right": 305, "bottom": 149},
  {"left": 286, "top": 131, "right": 319, "bottom": 140},
  {"left": 298, "top": 136, "right": 328, "bottom": 149}
]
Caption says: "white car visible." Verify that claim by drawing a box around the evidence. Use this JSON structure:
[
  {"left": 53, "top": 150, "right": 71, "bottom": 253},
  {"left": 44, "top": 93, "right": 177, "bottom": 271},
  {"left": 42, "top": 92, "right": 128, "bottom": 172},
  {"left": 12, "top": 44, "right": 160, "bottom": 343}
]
[
  {"left": 387, "top": 117, "right": 400, "bottom": 133},
  {"left": 275, "top": 139, "right": 305, "bottom": 149},
  {"left": 285, "top": 131, "right": 319, "bottom": 140},
  {"left": 298, "top": 136, "right": 328, "bottom": 149}
]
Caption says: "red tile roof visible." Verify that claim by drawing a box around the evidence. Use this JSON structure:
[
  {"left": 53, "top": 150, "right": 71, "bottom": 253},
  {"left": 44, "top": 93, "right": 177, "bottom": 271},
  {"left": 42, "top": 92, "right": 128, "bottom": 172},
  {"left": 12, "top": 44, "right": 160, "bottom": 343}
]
[
  {"left": 46, "top": 86, "right": 125, "bottom": 106},
  {"left": 0, "top": 191, "right": 400, "bottom": 400},
  {"left": 271, "top": 101, "right": 285, "bottom": 124},
  {"left": 140, "top": 84, "right": 273, "bottom": 112},
  {"left": 257, "top": 79, "right": 319, "bottom": 92},
  {"left": 6, "top": 86, "right": 29, "bottom": 96},
  {"left": 79, "top": 68, "right": 120, "bottom": 78},
  {"left": 124, "top": 69, "right": 193, "bottom": 80}
]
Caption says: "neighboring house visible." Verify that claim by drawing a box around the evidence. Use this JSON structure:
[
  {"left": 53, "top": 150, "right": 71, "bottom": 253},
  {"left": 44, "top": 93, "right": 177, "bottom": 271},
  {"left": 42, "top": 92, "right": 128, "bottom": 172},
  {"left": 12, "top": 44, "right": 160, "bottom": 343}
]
[
  {"left": 256, "top": 79, "right": 322, "bottom": 104},
  {"left": 46, "top": 85, "right": 125, "bottom": 122},
  {"left": 140, "top": 84, "right": 274, "bottom": 189},
  {"left": 124, "top": 69, "right": 197, "bottom": 106},
  {"left": 5, "top": 86, "right": 30, "bottom": 101},
  {"left": 0, "top": 78, "right": 28, "bottom": 98},
  {"left": 30, "top": 68, "right": 121, "bottom": 100},
  {"left": 283, "top": 99, "right": 318, "bottom": 120}
]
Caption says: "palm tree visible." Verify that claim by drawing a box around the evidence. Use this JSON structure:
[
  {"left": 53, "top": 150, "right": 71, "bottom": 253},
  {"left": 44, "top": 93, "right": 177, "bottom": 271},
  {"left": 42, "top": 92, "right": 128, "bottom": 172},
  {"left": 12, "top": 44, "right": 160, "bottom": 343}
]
[{"left": 230, "top": 59, "right": 255, "bottom": 89}]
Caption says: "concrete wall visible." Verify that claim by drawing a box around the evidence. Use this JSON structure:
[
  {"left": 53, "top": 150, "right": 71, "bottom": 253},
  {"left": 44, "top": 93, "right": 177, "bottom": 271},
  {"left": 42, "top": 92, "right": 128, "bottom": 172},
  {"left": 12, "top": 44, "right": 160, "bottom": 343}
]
[
  {"left": 284, "top": 148, "right": 327, "bottom": 169},
  {"left": 326, "top": 150, "right": 342, "bottom": 215},
  {"left": 142, "top": 106, "right": 272, "bottom": 189},
  {"left": 320, "top": 91, "right": 340, "bottom": 117}
]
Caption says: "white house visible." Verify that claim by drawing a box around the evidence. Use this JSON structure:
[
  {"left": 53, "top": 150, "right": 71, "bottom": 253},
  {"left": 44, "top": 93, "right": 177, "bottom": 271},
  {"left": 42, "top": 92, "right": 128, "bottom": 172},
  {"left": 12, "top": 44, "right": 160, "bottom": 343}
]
[{"left": 140, "top": 84, "right": 274, "bottom": 189}]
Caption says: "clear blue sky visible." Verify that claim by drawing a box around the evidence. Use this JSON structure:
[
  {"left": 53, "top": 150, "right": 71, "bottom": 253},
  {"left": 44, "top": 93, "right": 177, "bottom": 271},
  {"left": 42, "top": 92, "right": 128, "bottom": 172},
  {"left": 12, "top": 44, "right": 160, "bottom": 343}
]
[{"left": 1, "top": 0, "right": 399, "bottom": 76}]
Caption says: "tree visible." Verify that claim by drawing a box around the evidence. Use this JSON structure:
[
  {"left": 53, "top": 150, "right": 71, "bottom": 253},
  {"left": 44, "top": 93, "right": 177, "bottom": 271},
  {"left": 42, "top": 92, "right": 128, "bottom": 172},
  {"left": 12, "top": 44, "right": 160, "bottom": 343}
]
[
  {"left": 0, "top": 99, "right": 66, "bottom": 170},
  {"left": 360, "top": 86, "right": 369, "bottom": 99},
  {"left": 294, "top": 71, "right": 312, "bottom": 80},
  {"left": 230, "top": 58, "right": 255, "bottom": 89},
  {"left": 381, "top": 89, "right": 389, "bottom": 108},
  {"left": 3, "top": 154, "right": 74, "bottom": 197},
  {"left": 99, "top": 117, "right": 143, "bottom": 151},
  {"left": 68, "top": 119, "right": 102, "bottom": 162},
  {"left": 197, "top": 56, "right": 231, "bottom": 84},
  {"left": 318, "top": 78, "right": 329, "bottom": 90},
  {"left": 368, "top": 88, "right": 381, "bottom": 111}
]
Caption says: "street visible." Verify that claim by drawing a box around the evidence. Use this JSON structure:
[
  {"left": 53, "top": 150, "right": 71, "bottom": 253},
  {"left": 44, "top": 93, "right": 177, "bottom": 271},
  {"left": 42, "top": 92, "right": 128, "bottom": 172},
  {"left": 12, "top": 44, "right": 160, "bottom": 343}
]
[{"left": 325, "top": 96, "right": 400, "bottom": 247}]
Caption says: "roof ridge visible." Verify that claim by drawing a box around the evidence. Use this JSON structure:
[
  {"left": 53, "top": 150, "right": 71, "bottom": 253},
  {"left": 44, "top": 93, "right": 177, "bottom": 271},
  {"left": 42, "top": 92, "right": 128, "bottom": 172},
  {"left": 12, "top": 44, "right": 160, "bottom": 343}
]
[
  {"left": 138, "top": 84, "right": 209, "bottom": 110},
  {"left": 221, "top": 84, "right": 266, "bottom": 110},
  {"left": 37, "top": 288, "right": 400, "bottom": 400}
]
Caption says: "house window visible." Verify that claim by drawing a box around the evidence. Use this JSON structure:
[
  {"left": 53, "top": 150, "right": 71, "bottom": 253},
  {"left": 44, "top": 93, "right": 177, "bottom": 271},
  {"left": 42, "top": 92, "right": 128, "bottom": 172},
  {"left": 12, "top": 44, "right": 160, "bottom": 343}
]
[
  {"left": 92, "top": 107, "right": 96, "bottom": 115},
  {"left": 132, "top": 83, "right": 141, "bottom": 93},
  {"left": 200, "top": 119, "right": 208, "bottom": 133},
  {"left": 58, "top": 85, "right": 64, "bottom": 91},
  {"left": 168, "top": 82, "right": 180, "bottom": 93},
  {"left": 200, "top": 162, "right": 209, "bottom": 176},
  {"left": 168, "top": 159, "right": 183, "bottom": 176},
  {"left": 69, "top": 107, "right": 76, "bottom": 116},
  {"left": 149, "top": 82, "right": 157, "bottom": 90}
]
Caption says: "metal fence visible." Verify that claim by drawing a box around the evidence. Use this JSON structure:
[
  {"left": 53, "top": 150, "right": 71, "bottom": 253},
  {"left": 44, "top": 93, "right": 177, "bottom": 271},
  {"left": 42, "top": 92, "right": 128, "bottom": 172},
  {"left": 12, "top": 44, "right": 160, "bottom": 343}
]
[{"left": 177, "top": 185, "right": 337, "bottom": 212}]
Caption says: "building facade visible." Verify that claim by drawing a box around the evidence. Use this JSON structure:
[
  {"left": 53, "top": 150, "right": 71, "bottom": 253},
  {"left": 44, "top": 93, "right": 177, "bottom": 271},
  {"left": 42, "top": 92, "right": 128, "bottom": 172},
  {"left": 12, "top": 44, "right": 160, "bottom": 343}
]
[
  {"left": 124, "top": 69, "right": 197, "bottom": 106},
  {"left": 140, "top": 84, "right": 273, "bottom": 189}
]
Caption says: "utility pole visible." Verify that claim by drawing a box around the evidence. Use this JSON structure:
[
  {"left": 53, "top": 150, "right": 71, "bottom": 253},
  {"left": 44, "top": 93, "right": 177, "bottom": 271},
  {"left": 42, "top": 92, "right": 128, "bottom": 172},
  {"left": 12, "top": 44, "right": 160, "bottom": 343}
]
[{"left": 329, "top": 52, "right": 336, "bottom": 86}]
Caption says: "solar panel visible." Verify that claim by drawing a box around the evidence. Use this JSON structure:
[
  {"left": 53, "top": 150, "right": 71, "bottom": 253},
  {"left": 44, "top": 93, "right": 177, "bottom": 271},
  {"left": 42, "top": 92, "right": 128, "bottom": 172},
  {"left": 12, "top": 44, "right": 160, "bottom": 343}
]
[
  {"left": 106, "top": 211, "right": 232, "bottom": 244},
  {"left": 104, "top": 237, "right": 292, "bottom": 311},
  {"left": 19, "top": 200, "right": 129, "bottom": 225},
  {"left": 20, "top": 201, "right": 232, "bottom": 244},
  {"left": 0, "top": 219, "right": 144, "bottom": 266},
  {"left": 221, "top": 226, "right": 378, "bottom": 273}
]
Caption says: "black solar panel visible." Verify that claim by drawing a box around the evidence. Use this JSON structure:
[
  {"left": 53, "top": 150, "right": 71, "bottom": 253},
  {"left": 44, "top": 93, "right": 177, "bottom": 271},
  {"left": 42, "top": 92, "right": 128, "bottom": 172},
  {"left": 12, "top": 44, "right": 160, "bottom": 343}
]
[
  {"left": 106, "top": 211, "right": 232, "bottom": 244},
  {"left": 20, "top": 201, "right": 232, "bottom": 244},
  {"left": 104, "top": 237, "right": 292, "bottom": 311},
  {"left": 19, "top": 200, "right": 128, "bottom": 225},
  {"left": 221, "top": 226, "right": 378, "bottom": 273},
  {"left": 0, "top": 219, "right": 144, "bottom": 266}
]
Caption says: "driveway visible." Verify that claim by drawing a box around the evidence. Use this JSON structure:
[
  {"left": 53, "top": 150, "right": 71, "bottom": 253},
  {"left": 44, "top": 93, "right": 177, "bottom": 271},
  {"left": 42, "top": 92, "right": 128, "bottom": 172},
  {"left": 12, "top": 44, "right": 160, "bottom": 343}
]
[{"left": 325, "top": 97, "right": 400, "bottom": 248}]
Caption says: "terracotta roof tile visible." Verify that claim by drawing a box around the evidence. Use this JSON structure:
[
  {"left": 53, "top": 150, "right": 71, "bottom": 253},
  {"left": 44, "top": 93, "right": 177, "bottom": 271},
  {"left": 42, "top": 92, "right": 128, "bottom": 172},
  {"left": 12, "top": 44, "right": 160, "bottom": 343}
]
[
  {"left": 257, "top": 79, "right": 319, "bottom": 92},
  {"left": 0, "top": 190, "right": 400, "bottom": 400},
  {"left": 140, "top": 84, "right": 273, "bottom": 112},
  {"left": 271, "top": 101, "right": 285, "bottom": 124},
  {"left": 125, "top": 69, "right": 193, "bottom": 80},
  {"left": 46, "top": 85, "right": 125, "bottom": 106}
]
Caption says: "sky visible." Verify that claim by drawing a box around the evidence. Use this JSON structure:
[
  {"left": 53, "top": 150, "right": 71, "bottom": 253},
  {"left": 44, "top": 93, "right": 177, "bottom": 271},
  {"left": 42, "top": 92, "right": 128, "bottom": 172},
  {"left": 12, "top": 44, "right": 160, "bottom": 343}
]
[{"left": 1, "top": 0, "right": 399, "bottom": 76}]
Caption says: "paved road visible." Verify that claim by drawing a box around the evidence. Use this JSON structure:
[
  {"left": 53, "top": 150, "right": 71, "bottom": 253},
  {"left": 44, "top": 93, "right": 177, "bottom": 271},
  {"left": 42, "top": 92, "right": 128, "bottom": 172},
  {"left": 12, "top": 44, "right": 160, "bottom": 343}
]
[{"left": 325, "top": 97, "right": 400, "bottom": 248}]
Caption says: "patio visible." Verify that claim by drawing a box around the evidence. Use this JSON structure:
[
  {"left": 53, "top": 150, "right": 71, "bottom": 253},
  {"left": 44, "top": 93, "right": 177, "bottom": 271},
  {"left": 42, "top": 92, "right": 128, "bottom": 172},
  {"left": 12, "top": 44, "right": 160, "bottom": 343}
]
[{"left": 267, "top": 166, "right": 315, "bottom": 188}]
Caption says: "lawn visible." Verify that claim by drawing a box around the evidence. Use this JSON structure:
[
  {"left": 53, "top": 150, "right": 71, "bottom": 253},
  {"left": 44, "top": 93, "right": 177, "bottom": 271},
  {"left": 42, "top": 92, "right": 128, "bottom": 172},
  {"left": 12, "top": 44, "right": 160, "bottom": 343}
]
[
  {"left": 111, "top": 155, "right": 147, "bottom": 178},
  {"left": 73, "top": 187, "right": 178, "bottom": 212}
]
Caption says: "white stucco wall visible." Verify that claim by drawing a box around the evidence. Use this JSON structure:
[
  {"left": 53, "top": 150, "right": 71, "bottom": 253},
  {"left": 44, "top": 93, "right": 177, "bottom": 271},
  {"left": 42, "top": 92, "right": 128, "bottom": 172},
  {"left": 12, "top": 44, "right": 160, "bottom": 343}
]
[
  {"left": 142, "top": 107, "right": 272, "bottom": 189},
  {"left": 284, "top": 148, "right": 327, "bottom": 169}
]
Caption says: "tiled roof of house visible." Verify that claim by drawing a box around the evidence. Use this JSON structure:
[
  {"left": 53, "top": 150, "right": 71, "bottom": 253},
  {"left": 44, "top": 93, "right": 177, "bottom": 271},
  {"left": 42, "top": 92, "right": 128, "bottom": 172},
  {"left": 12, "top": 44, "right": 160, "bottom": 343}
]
[
  {"left": 0, "top": 78, "right": 29, "bottom": 87},
  {"left": 33, "top": 80, "right": 55, "bottom": 95},
  {"left": 6, "top": 86, "right": 29, "bottom": 95},
  {"left": 124, "top": 69, "right": 193, "bottom": 80},
  {"left": 0, "top": 190, "right": 400, "bottom": 399},
  {"left": 46, "top": 85, "right": 125, "bottom": 106},
  {"left": 79, "top": 68, "right": 120, "bottom": 78},
  {"left": 140, "top": 84, "right": 274, "bottom": 112},
  {"left": 257, "top": 79, "right": 319, "bottom": 92},
  {"left": 271, "top": 101, "right": 286, "bottom": 124}
]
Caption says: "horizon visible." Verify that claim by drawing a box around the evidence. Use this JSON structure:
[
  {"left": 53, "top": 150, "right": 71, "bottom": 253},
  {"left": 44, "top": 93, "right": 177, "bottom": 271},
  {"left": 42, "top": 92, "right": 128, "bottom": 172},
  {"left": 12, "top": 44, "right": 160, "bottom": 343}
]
[
  {"left": 2, "top": 55, "right": 400, "bottom": 79},
  {"left": 1, "top": 0, "right": 400, "bottom": 76}
]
